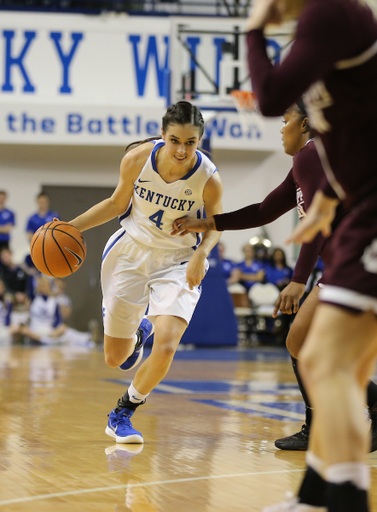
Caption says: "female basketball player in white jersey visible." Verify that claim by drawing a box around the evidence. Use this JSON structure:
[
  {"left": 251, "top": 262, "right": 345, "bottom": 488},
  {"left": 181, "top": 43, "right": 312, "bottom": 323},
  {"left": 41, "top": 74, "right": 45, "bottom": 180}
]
[{"left": 69, "top": 101, "right": 223, "bottom": 443}]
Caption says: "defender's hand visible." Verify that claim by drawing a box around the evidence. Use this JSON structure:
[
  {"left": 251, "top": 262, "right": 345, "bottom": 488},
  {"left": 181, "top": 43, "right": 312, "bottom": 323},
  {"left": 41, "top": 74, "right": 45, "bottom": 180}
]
[
  {"left": 273, "top": 281, "right": 306, "bottom": 317},
  {"left": 171, "top": 216, "right": 216, "bottom": 236},
  {"left": 246, "top": 0, "right": 283, "bottom": 31}
]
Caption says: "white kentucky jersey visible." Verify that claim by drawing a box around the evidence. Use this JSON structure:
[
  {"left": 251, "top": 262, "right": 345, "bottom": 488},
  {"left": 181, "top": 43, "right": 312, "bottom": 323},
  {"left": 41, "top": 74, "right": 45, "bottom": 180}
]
[
  {"left": 29, "top": 295, "right": 61, "bottom": 331},
  {"left": 119, "top": 140, "right": 218, "bottom": 249}
]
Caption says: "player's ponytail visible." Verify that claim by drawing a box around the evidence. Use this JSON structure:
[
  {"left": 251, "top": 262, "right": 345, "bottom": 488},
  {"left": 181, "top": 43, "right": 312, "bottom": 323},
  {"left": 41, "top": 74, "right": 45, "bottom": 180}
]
[{"left": 125, "top": 101, "right": 205, "bottom": 153}]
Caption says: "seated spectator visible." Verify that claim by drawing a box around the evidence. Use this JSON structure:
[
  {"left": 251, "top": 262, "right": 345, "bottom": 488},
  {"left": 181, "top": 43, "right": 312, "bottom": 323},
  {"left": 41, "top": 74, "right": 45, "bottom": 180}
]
[
  {"left": 0, "top": 248, "right": 30, "bottom": 295},
  {"left": 265, "top": 247, "right": 293, "bottom": 291},
  {"left": 0, "top": 191, "right": 16, "bottom": 252},
  {"left": 15, "top": 277, "right": 94, "bottom": 347},
  {"left": 217, "top": 242, "right": 240, "bottom": 284},
  {"left": 11, "top": 291, "right": 30, "bottom": 328},
  {"left": 237, "top": 243, "right": 265, "bottom": 291},
  {"left": 52, "top": 278, "right": 72, "bottom": 321},
  {"left": 21, "top": 254, "right": 39, "bottom": 276},
  {"left": 0, "top": 279, "right": 12, "bottom": 344},
  {"left": 20, "top": 254, "right": 40, "bottom": 298},
  {"left": 26, "top": 192, "right": 59, "bottom": 242}
]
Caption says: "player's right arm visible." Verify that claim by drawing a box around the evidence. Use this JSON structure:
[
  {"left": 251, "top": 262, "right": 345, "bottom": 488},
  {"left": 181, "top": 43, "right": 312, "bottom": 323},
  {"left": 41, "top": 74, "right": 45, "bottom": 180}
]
[
  {"left": 70, "top": 143, "right": 154, "bottom": 232},
  {"left": 246, "top": 0, "right": 351, "bottom": 116}
]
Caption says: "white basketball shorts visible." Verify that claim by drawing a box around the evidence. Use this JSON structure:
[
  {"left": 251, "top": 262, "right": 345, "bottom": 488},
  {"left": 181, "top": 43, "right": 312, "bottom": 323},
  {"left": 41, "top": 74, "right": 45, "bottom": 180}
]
[{"left": 101, "top": 228, "right": 206, "bottom": 339}]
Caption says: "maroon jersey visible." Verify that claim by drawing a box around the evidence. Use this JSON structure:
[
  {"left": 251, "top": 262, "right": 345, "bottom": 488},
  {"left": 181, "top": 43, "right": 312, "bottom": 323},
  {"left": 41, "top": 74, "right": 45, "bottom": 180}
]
[
  {"left": 247, "top": 0, "right": 377, "bottom": 206},
  {"left": 213, "top": 141, "right": 347, "bottom": 284}
]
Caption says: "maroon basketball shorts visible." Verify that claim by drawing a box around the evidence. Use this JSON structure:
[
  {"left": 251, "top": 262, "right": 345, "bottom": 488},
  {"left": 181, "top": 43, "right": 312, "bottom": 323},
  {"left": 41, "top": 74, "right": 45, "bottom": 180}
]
[{"left": 319, "top": 194, "right": 377, "bottom": 314}]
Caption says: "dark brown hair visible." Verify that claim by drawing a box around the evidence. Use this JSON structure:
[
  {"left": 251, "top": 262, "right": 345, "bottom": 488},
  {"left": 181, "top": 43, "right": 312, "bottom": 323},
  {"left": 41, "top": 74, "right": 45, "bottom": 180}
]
[
  {"left": 125, "top": 101, "right": 205, "bottom": 153},
  {"left": 272, "top": 247, "right": 288, "bottom": 268},
  {"left": 293, "top": 99, "right": 314, "bottom": 138}
]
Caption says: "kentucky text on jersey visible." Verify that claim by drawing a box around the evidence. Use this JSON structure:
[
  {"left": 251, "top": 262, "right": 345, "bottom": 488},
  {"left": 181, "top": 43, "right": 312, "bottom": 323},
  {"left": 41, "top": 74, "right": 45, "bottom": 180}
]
[
  {"left": 119, "top": 139, "right": 217, "bottom": 250},
  {"left": 133, "top": 182, "right": 196, "bottom": 212}
]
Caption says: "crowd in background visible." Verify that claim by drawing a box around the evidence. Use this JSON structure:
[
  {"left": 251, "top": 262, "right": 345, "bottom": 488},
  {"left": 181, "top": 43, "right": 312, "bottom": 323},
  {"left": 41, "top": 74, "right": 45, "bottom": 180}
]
[
  {"left": 218, "top": 241, "right": 296, "bottom": 292},
  {"left": 0, "top": 187, "right": 322, "bottom": 346},
  {"left": 0, "top": 190, "right": 94, "bottom": 347}
]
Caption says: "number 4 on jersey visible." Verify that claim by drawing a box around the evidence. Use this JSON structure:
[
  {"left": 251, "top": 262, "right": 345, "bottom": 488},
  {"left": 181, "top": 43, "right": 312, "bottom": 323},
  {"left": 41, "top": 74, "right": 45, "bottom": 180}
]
[{"left": 149, "top": 209, "right": 164, "bottom": 230}]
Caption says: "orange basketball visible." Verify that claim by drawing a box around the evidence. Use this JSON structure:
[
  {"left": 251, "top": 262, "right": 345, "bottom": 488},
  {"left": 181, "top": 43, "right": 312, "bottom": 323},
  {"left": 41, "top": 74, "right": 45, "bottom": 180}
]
[{"left": 30, "top": 221, "right": 86, "bottom": 278}]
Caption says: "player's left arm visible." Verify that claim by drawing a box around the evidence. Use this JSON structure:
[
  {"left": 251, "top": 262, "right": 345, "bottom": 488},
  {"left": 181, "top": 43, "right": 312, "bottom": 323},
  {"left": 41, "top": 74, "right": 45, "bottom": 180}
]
[
  {"left": 186, "top": 172, "right": 223, "bottom": 290},
  {"left": 246, "top": 0, "right": 351, "bottom": 116}
]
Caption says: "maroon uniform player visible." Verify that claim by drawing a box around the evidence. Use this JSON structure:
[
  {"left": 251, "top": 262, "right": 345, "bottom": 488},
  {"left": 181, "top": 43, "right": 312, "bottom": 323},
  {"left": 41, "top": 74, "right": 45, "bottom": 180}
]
[
  {"left": 244, "top": 0, "right": 377, "bottom": 511},
  {"left": 172, "top": 101, "right": 377, "bottom": 454}
]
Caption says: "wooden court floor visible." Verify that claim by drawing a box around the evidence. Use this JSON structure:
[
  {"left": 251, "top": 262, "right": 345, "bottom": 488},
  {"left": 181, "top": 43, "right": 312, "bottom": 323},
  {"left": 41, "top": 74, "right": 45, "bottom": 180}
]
[{"left": 0, "top": 344, "right": 377, "bottom": 512}]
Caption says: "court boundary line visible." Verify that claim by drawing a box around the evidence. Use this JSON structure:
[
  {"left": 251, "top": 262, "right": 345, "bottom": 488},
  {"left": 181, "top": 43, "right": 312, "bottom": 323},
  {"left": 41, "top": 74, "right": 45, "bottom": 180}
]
[
  {"left": 0, "top": 468, "right": 305, "bottom": 506},
  {"left": 2, "top": 465, "right": 377, "bottom": 506}
]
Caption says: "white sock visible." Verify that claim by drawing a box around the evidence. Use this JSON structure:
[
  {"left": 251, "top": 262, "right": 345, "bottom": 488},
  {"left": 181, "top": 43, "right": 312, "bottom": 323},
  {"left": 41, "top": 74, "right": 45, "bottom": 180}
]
[
  {"left": 306, "top": 451, "right": 326, "bottom": 477},
  {"left": 325, "top": 462, "right": 370, "bottom": 490},
  {"left": 128, "top": 382, "right": 149, "bottom": 404}
]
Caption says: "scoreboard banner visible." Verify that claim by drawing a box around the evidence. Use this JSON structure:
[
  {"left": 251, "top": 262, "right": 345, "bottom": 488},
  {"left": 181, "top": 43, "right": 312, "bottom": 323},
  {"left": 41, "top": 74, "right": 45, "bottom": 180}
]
[{"left": 0, "top": 12, "right": 286, "bottom": 149}]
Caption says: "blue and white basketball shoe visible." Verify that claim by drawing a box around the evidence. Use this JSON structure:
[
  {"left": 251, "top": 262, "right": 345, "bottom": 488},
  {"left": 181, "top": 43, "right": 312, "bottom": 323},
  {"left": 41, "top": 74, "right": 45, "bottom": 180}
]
[
  {"left": 119, "top": 318, "right": 154, "bottom": 371},
  {"left": 106, "top": 406, "right": 144, "bottom": 444}
]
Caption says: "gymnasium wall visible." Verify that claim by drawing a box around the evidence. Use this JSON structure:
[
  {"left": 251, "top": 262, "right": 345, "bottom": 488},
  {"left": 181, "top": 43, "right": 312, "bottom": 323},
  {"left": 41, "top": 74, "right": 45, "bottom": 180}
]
[{"left": 0, "top": 10, "right": 296, "bottom": 266}]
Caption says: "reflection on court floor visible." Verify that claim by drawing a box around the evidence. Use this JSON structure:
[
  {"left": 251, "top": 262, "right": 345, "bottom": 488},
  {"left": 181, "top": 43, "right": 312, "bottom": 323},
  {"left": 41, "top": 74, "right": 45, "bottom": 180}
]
[{"left": 0, "top": 345, "right": 377, "bottom": 512}]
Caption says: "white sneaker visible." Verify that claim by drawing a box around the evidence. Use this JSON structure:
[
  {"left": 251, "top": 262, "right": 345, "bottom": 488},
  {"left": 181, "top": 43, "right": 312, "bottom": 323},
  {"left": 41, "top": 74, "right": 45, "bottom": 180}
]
[{"left": 263, "top": 494, "right": 327, "bottom": 512}]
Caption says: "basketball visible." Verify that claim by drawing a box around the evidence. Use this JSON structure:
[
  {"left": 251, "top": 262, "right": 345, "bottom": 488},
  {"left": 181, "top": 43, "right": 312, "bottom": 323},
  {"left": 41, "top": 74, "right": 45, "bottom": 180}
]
[{"left": 30, "top": 221, "right": 86, "bottom": 278}]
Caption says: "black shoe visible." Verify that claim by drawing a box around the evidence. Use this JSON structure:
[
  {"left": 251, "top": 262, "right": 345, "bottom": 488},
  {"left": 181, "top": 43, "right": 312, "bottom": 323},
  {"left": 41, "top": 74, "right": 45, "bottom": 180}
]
[
  {"left": 274, "top": 424, "right": 309, "bottom": 451},
  {"left": 369, "top": 404, "right": 377, "bottom": 452}
]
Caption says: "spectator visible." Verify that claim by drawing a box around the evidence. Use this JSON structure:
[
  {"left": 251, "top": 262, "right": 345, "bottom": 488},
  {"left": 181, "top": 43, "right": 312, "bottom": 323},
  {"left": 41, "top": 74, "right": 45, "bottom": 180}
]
[
  {"left": 0, "top": 248, "right": 30, "bottom": 295},
  {"left": 0, "top": 191, "right": 16, "bottom": 252},
  {"left": 217, "top": 242, "right": 240, "bottom": 284},
  {"left": 265, "top": 247, "right": 293, "bottom": 291},
  {"left": 0, "top": 279, "right": 12, "bottom": 344},
  {"left": 20, "top": 254, "right": 40, "bottom": 299},
  {"left": 26, "top": 192, "right": 59, "bottom": 242},
  {"left": 21, "top": 254, "right": 39, "bottom": 276},
  {"left": 52, "top": 278, "right": 72, "bottom": 321},
  {"left": 16, "top": 277, "right": 93, "bottom": 346},
  {"left": 10, "top": 291, "right": 30, "bottom": 328},
  {"left": 237, "top": 243, "right": 265, "bottom": 291}
]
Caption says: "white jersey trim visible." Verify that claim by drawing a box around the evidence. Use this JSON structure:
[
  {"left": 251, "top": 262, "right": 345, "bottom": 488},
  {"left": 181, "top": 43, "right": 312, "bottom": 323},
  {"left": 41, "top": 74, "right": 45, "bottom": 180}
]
[
  {"left": 151, "top": 141, "right": 204, "bottom": 180},
  {"left": 335, "top": 40, "right": 377, "bottom": 70},
  {"left": 319, "top": 285, "right": 377, "bottom": 314}
]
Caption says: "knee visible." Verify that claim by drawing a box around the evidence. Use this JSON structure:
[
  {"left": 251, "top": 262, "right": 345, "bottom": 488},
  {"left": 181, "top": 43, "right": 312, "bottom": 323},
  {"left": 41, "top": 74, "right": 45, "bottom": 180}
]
[
  {"left": 105, "top": 353, "right": 121, "bottom": 368},
  {"left": 153, "top": 340, "right": 177, "bottom": 365},
  {"left": 286, "top": 331, "right": 299, "bottom": 359},
  {"left": 299, "top": 344, "right": 349, "bottom": 386},
  {"left": 104, "top": 345, "right": 133, "bottom": 368},
  {"left": 286, "top": 325, "right": 306, "bottom": 359}
]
